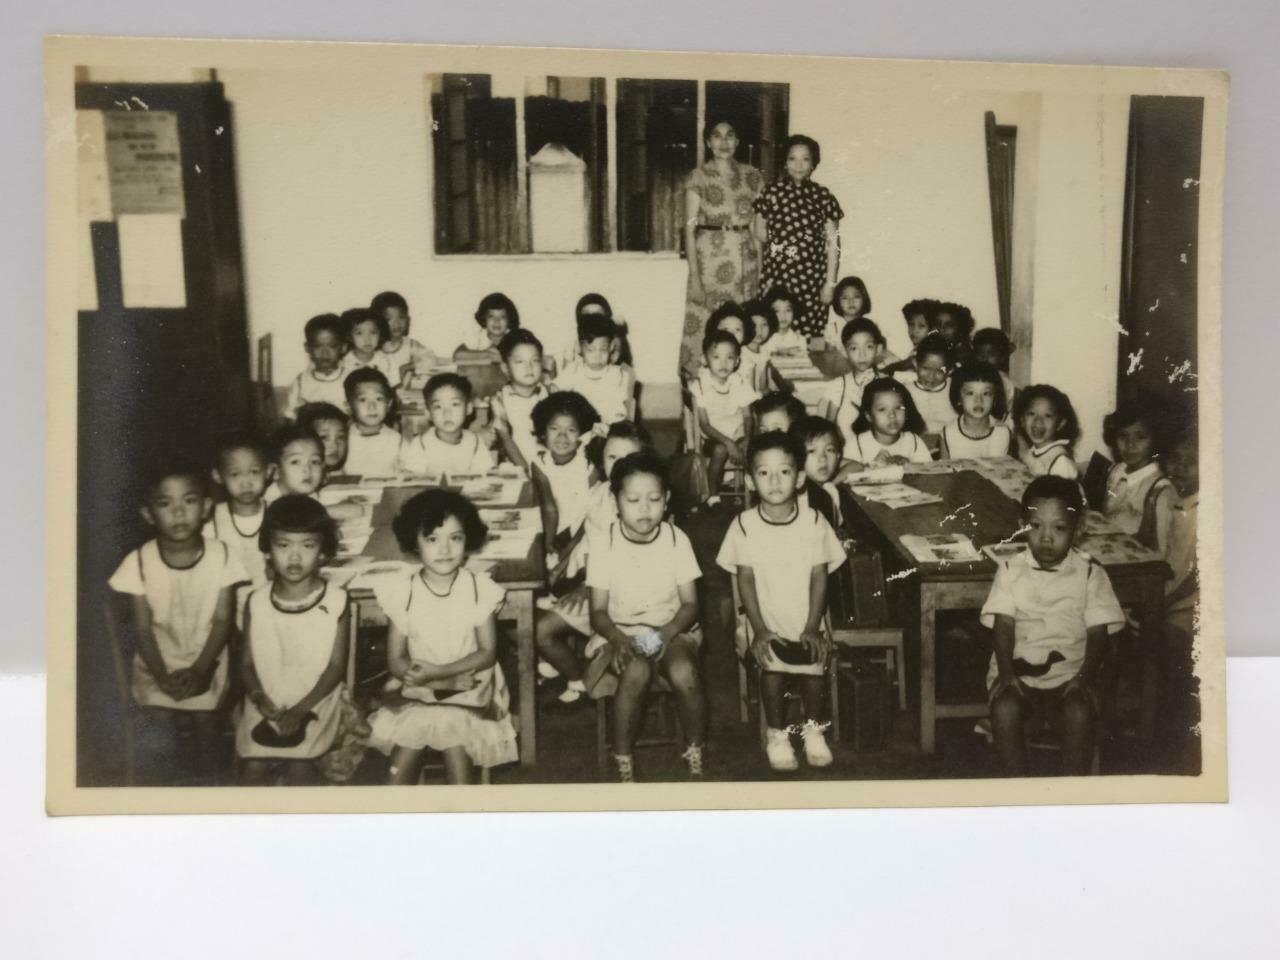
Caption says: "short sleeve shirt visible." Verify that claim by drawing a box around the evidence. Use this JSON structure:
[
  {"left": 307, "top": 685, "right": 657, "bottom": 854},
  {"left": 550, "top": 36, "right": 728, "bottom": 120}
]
[
  {"left": 690, "top": 369, "right": 758, "bottom": 440},
  {"left": 344, "top": 424, "right": 403, "bottom": 478},
  {"left": 942, "top": 418, "right": 1012, "bottom": 460},
  {"left": 979, "top": 548, "right": 1125, "bottom": 690},
  {"left": 850, "top": 430, "right": 933, "bottom": 464},
  {"left": 820, "top": 369, "right": 877, "bottom": 450},
  {"left": 717, "top": 504, "right": 847, "bottom": 641},
  {"left": 398, "top": 428, "right": 494, "bottom": 477},
  {"left": 1020, "top": 440, "right": 1079, "bottom": 480},
  {"left": 587, "top": 521, "right": 701, "bottom": 627},
  {"left": 893, "top": 372, "right": 954, "bottom": 435},
  {"left": 285, "top": 368, "right": 348, "bottom": 419}
]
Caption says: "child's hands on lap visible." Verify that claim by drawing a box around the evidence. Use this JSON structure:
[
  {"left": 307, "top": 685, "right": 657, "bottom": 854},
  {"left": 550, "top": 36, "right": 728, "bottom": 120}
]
[
  {"left": 274, "top": 706, "right": 307, "bottom": 738},
  {"left": 251, "top": 689, "right": 282, "bottom": 720},
  {"left": 403, "top": 661, "right": 433, "bottom": 687},
  {"left": 608, "top": 636, "right": 635, "bottom": 673},
  {"left": 750, "top": 630, "right": 782, "bottom": 668},
  {"left": 991, "top": 673, "right": 1025, "bottom": 700},
  {"left": 798, "top": 628, "right": 831, "bottom": 663}
]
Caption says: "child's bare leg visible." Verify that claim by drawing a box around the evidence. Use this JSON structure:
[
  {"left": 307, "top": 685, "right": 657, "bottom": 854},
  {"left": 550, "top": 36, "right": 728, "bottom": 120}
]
[
  {"left": 706, "top": 440, "right": 729, "bottom": 492},
  {"left": 990, "top": 688, "right": 1026, "bottom": 775},
  {"left": 659, "top": 638, "right": 705, "bottom": 745},
  {"left": 798, "top": 674, "right": 828, "bottom": 724},
  {"left": 442, "top": 746, "right": 474, "bottom": 784},
  {"left": 388, "top": 745, "right": 425, "bottom": 785},
  {"left": 535, "top": 612, "right": 585, "bottom": 681},
  {"left": 761, "top": 672, "right": 789, "bottom": 729},
  {"left": 1060, "top": 688, "right": 1097, "bottom": 776},
  {"left": 238, "top": 758, "right": 276, "bottom": 786},
  {"left": 612, "top": 655, "right": 653, "bottom": 756},
  {"left": 282, "top": 759, "right": 323, "bottom": 786}
]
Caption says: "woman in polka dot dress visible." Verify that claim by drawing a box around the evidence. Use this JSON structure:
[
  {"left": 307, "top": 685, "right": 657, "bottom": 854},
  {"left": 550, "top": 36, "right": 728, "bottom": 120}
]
[
  {"left": 754, "top": 134, "right": 845, "bottom": 340},
  {"left": 681, "top": 120, "right": 765, "bottom": 377}
]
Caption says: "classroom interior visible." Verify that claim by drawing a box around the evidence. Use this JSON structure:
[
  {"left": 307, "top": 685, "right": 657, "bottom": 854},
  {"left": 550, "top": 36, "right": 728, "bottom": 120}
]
[{"left": 72, "top": 51, "right": 1204, "bottom": 786}]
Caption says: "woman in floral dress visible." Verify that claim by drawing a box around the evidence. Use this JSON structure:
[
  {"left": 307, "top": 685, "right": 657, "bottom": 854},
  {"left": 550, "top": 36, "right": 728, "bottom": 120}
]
[
  {"left": 754, "top": 134, "right": 844, "bottom": 340},
  {"left": 681, "top": 120, "right": 765, "bottom": 377}
]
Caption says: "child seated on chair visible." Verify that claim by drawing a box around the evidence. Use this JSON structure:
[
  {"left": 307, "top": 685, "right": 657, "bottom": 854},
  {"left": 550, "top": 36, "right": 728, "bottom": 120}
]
[
  {"left": 760, "top": 285, "right": 808, "bottom": 358},
  {"left": 789, "top": 415, "right": 850, "bottom": 529},
  {"left": 263, "top": 423, "right": 326, "bottom": 503},
  {"left": 398, "top": 373, "right": 495, "bottom": 477},
  {"left": 491, "top": 329, "right": 552, "bottom": 474},
  {"left": 535, "top": 422, "right": 648, "bottom": 709},
  {"left": 455, "top": 291, "right": 519, "bottom": 364},
  {"left": 529, "top": 391, "right": 602, "bottom": 583},
  {"left": 296, "top": 403, "right": 349, "bottom": 475},
  {"left": 938, "top": 361, "right": 1013, "bottom": 460},
  {"left": 554, "top": 314, "right": 635, "bottom": 424},
  {"left": 342, "top": 367, "right": 402, "bottom": 478},
  {"left": 584, "top": 452, "right": 705, "bottom": 782},
  {"left": 972, "top": 327, "right": 1018, "bottom": 415},
  {"left": 1102, "top": 396, "right": 1177, "bottom": 555},
  {"left": 893, "top": 333, "right": 954, "bottom": 436},
  {"left": 980, "top": 476, "right": 1125, "bottom": 776},
  {"left": 371, "top": 290, "right": 432, "bottom": 385},
  {"left": 691, "top": 330, "right": 759, "bottom": 493},
  {"left": 237, "top": 495, "right": 349, "bottom": 786},
  {"left": 820, "top": 318, "right": 886, "bottom": 450},
  {"left": 108, "top": 458, "right": 247, "bottom": 784},
  {"left": 366, "top": 490, "right": 519, "bottom": 784},
  {"left": 205, "top": 431, "right": 271, "bottom": 625},
  {"left": 284, "top": 313, "right": 349, "bottom": 420},
  {"left": 340, "top": 307, "right": 396, "bottom": 381},
  {"left": 717, "top": 431, "right": 847, "bottom": 772}
]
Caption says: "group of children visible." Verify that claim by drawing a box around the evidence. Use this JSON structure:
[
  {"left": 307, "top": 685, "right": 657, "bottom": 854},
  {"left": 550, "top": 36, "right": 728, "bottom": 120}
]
[{"left": 107, "top": 276, "right": 1199, "bottom": 786}]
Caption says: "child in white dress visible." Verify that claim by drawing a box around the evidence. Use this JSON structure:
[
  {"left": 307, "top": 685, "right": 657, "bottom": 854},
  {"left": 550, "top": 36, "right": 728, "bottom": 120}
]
[
  {"left": 742, "top": 299, "right": 775, "bottom": 392},
  {"left": 554, "top": 314, "right": 635, "bottom": 424},
  {"left": 367, "top": 490, "right": 519, "bottom": 782},
  {"left": 1101, "top": 398, "right": 1176, "bottom": 554},
  {"left": 108, "top": 463, "right": 247, "bottom": 784},
  {"left": 981, "top": 477, "right": 1125, "bottom": 776},
  {"left": 718, "top": 432, "right": 847, "bottom": 772},
  {"left": 371, "top": 290, "right": 433, "bottom": 385},
  {"left": 585, "top": 452, "right": 706, "bottom": 782},
  {"left": 760, "top": 285, "right": 808, "bottom": 357},
  {"left": 820, "top": 318, "right": 885, "bottom": 450},
  {"left": 1012, "top": 385, "right": 1082, "bottom": 480},
  {"left": 893, "top": 333, "right": 953, "bottom": 436},
  {"left": 205, "top": 432, "right": 271, "bottom": 625},
  {"left": 535, "top": 422, "right": 647, "bottom": 708},
  {"left": 491, "top": 329, "right": 551, "bottom": 474},
  {"left": 822, "top": 275, "right": 876, "bottom": 353},
  {"left": 846, "top": 378, "right": 934, "bottom": 466},
  {"left": 705, "top": 302, "right": 764, "bottom": 393},
  {"left": 342, "top": 368, "right": 402, "bottom": 478},
  {"left": 455, "top": 291, "right": 519, "bottom": 363},
  {"left": 690, "top": 330, "right": 759, "bottom": 492},
  {"left": 939, "top": 361, "right": 1013, "bottom": 460},
  {"left": 237, "top": 496, "right": 350, "bottom": 785},
  {"left": 398, "top": 373, "right": 495, "bottom": 477},
  {"left": 284, "top": 313, "right": 349, "bottom": 419},
  {"left": 529, "top": 391, "right": 602, "bottom": 577}
]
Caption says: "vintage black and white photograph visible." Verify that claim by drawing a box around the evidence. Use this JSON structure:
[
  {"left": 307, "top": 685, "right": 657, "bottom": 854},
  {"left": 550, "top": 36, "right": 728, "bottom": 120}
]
[{"left": 46, "top": 36, "right": 1227, "bottom": 813}]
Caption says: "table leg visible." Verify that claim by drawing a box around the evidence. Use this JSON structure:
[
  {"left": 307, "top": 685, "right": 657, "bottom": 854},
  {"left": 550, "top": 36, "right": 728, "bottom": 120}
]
[
  {"left": 1137, "top": 573, "right": 1166, "bottom": 749},
  {"left": 919, "top": 586, "right": 938, "bottom": 754},
  {"left": 507, "top": 589, "right": 537, "bottom": 767}
]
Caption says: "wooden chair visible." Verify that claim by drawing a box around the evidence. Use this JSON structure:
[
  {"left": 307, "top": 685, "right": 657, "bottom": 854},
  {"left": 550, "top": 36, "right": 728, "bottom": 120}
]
[
  {"left": 826, "top": 551, "right": 908, "bottom": 711},
  {"left": 254, "top": 333, "right": 280, "bottom": 431},
  {"left": 595, "top": 676, "right": 683, "bottom": 774}
]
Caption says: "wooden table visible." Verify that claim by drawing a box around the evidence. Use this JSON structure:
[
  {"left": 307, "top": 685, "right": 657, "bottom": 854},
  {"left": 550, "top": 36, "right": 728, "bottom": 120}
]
[
  {"left": 344, "top": 480, "right": 546, "bottom": 767},
  {"left": 843, "top": 467, "right": 1171, "bottom": 754}
]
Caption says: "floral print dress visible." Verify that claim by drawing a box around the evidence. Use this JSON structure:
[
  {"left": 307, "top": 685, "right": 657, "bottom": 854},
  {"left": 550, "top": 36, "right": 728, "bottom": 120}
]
[
  {"left": 755, "top": 177, "right": 844, "bottom": 338},
  {"left": 682, "top": 160, "right": 764, "bottom": 375}
]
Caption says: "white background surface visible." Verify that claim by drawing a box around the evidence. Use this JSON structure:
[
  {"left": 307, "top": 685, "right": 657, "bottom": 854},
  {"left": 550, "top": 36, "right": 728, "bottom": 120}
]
[{"left": 4, "top": 2, "right": 1277, "bottom": 952}]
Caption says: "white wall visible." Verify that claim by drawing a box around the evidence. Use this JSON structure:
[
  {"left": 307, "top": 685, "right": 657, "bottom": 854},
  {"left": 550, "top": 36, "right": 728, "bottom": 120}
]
[{"left": 102, "top": 56, "right": 1129, "bottom": 458}]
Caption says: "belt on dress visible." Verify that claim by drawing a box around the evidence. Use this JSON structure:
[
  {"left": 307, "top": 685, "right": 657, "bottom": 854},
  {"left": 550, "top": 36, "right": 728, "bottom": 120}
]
[{"left": 695, "top": 224, "right": 751, "bottom": 232}]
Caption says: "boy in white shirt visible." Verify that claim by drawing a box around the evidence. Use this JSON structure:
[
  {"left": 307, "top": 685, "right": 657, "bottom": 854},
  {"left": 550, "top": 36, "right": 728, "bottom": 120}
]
[
  {"left": 717, "top": 431, "right": 847, "bottom": 772},
  {"left": 690, "top": 330, "right": 759, "bottom": 494},
  {"left": 980, "top": 476, "right": 1125, "bottom": 776},
  {"left": 284, "top": 314, "right": 349, "bottom": 420},
  {"left": 398, "top": 372, "right": 495, "bottom": 477},
  {"left": 892, "top": 332, "right": 953, "bottom": 436}
]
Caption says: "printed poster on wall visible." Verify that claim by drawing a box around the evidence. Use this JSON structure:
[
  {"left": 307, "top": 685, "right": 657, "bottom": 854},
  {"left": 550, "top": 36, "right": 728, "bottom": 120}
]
[{"left": 103, "top": 110, "right": 186, "bottom": 217}]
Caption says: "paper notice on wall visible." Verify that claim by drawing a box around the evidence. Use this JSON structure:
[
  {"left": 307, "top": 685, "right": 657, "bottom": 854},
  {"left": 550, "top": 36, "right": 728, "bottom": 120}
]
[
  {"left": 118, "top": 214, "right": 187, "bottom": 308},
  {"left": 103, "top": 110, "right": 186, "bottom": 216}
]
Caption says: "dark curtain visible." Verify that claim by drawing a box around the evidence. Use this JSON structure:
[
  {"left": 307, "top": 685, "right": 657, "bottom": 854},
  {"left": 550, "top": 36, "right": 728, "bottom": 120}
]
[{"left": 984, "top": 111, "right": 1016, "bottom": 335}]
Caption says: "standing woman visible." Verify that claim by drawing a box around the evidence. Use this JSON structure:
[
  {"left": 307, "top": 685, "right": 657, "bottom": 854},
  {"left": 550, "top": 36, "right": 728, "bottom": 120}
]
[
  {"left": 754, "top": 134, "right": 844, "bottom": 340},
  {"left": 681, "top": 121, "right": 765, "bottom": 377}
]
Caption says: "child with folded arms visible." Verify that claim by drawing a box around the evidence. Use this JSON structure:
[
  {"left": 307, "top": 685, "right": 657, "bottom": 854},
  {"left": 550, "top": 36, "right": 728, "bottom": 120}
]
[
  {"left": 981, "top": 476, "right": 1125, "bottom": 776},
  {"left": 717, "top": 431, "right": 847, "bottom": 772},
  {"left": 399, "top": 373, "right": 495, "bottom": 477},
  {"left": 586, "top": 452, "right": 705, "bottom": 782}
]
